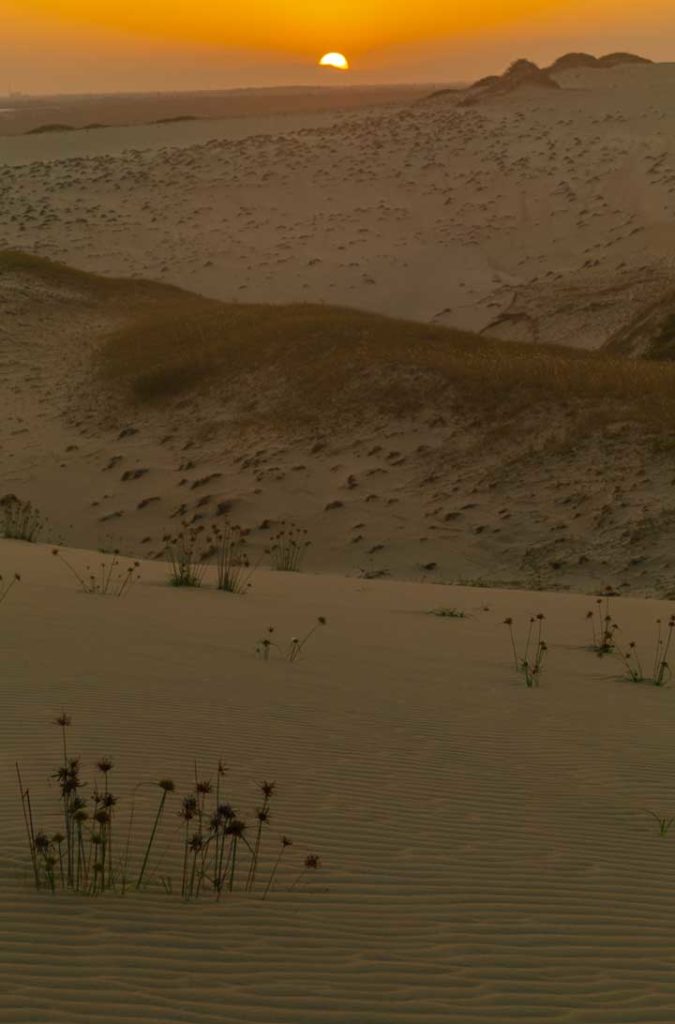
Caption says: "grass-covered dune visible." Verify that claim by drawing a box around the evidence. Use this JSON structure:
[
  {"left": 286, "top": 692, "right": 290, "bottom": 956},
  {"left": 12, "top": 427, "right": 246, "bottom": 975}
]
[{"left": 3, "top": 250, "right": 675, "bottom": 432}]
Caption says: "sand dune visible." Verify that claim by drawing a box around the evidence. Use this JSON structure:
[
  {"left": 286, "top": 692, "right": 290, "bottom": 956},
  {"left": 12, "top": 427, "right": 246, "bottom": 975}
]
[
  {"left": 4, "top": 539, "right": 675, "bottom": 1022},
  {"left": 3, "top": 254, "right": 675, "bottom": 597},
  {"left": 1, "top": 63, "right": 674, "bottom": 346},
  {"left": 4, "top": 61, "right": 675, "bottom": 1024}
]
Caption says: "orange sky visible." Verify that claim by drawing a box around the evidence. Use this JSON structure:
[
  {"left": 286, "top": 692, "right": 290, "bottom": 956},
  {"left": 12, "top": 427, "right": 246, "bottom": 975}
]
[{"left": 2, "top": 0, "right": 674, "bottom": 92}]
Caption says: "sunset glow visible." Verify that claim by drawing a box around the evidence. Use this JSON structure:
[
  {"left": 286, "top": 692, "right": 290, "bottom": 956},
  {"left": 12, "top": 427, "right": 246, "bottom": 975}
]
[
  {"left": 8, "top": 0, "right": 674, "bottom": 57},
  {"left": 2, "top": 0, "right": 674, "bottom": 92}
]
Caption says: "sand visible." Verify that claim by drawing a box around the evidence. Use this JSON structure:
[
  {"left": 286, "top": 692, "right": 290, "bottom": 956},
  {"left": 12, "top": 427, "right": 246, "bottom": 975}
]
[
  {"left": 4, "top": 62, "right": 675, "bottom": 1023},
  {"left": 3, "top": 538, "right": 675, "bottom": 1022},
  {"left": 1, "top": 63, "right": 675, "bottom": 346}
]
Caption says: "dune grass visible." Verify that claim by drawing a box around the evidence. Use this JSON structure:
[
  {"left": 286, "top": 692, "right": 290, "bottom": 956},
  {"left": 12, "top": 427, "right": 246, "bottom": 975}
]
[
  {"left": 6, "top": 249, "right": 675, "bottom": 433},
  {"left": 95, "top": 290, "right": 675, "bottom": 431}
]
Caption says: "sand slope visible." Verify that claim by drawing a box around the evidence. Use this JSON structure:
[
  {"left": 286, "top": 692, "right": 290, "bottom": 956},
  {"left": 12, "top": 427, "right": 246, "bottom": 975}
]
[
  {"left": 1, "top": 63, "right": 675, "bottom": 346},
  {"left": 3, "top": 539, "right": 675, "bottom": 1022},
  {"left": 3, "top": 255, "right": 675, "bottom": 597}
]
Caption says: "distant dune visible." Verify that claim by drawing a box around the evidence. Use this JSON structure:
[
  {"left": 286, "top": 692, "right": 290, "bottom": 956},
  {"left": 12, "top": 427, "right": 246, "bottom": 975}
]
[{"left": 1, "top": 60, "right": 673, "bottom": 350}]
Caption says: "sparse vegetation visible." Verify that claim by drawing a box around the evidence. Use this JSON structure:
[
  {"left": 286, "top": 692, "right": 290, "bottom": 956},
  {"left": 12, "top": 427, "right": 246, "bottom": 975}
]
[
  {"left": 257, "top": 617, "right": 327, "bottom": 662},
  {"left": 504, "top": 614, "right": 548, "bottom": 687},
  {"left": 429, "top": 607, "right": 466, "bottom": 619},
  {"left": 587, "top": 588, "right": 617, "bottom": 654},
  {"left": 646, "top": 810, "right": 675, "bottom": 836},
  {"left": 17, "top": 716, "right": 320, "bottom": 900},
  {"left": 1, "top": 495, "right": 42, "bottom": 542},
  {"left": 266, "top": 522, "right": 311, "bottom": 572},
  {"left": 212, "top": 521, "right": 254, "bottom": 594},
  {"left": 52, "top": 548, "right": 140, "bottom": 596},
  {"left": 165, "top": 524, "right": 208, "bottom": 587},
  {"left": 614, "top": 615, "right": 674, "bottom": 686},
  {"left": 94, "top": 284, "right": 675, "bottom": 433}
]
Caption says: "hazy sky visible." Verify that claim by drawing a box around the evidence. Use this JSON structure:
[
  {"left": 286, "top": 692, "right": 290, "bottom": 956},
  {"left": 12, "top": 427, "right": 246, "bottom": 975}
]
[{"left": 2, "top": 0, "right": 674, "bottom": 94}]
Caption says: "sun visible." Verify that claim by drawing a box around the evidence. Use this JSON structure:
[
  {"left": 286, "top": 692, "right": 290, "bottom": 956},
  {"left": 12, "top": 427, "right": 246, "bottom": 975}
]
[{"left": 319, "top": 52, "right": 349, "bottom": 71}]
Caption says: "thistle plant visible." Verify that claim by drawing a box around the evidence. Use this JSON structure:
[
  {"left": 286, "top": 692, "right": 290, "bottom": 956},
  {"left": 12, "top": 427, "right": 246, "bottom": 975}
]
[
  {"left": 256, "top": 617, "right": 327, "bottom": 662},
  {"left": 266, "top": 522, "right": 311, "bottom": 572},
  {"left": 52, "top": 549, "right": 140, "bottom": 596},
  {"left": 136, "top": 779, "right": 175, "bottom": 889},
  {"left": 290, "top": 854, "right": 321, "bottom": 891},
  {"left": 503, "top": 615, "right": 547, "bottom": 687},
  {"left": 245, "top": 781, "right": 274, "bottom": 892},
  {"left": 19, "top": 721, "right": 317, "bottom": 902},
  {"left": 261, "top": 835, "right": 292, "bottom": 901}
]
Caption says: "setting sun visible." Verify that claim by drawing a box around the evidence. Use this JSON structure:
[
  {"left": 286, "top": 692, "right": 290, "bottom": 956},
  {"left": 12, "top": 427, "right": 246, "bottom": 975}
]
[{"left": 319, "top": 52, "right": 349, "bottom": 70}]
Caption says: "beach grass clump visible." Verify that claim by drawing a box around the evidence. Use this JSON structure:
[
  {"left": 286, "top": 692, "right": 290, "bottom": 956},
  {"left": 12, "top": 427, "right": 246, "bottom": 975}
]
[
  {"left": 165, "top": 524, "right": 208, "bottom": 587},
  {"left": 430, "top": 607, "right": 466, "bottom": 619},
  {"left": 17, "top": 716, "right": 320, "bottom": 901},
  {"left": 266, "top": 522, "right": 311, "bottom": 572},
  {"left": 52, "top": 548, "right": 140, "bottom": 596},
  {"left": 256, "top": 617, "right": 326, "bottom": 662},
  {"left": 212, "top": 521, "right": 255, "bottom": 594},
  {"left": 0, "top": 572, "right": 20, "bottom": 605},
  {"left": 614, "top": 614, "right": 675, "bottom": 686},
  {"left": 504, "top": 614, "right": 548, "bottom": 687},
  {"left": 1, "top": 495, "right": 42, "bottom": 542}
]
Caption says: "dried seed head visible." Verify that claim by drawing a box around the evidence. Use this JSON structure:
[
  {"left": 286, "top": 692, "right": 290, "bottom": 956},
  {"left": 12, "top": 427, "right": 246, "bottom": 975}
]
[
  {"left": 34, "top": 832, "right": 50, "bottom": 853},
  {"left": 159, "top": 779, "right": 175, "bottom": 793},
  {"left": 97, "top": 758, "right": 113, "bottom": 774},
  {"left": 304, "top": 854, "right": 320, "bottom": 870},
  {"left": 180, "top": 796, "right": 198, "bottom": 820}
]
